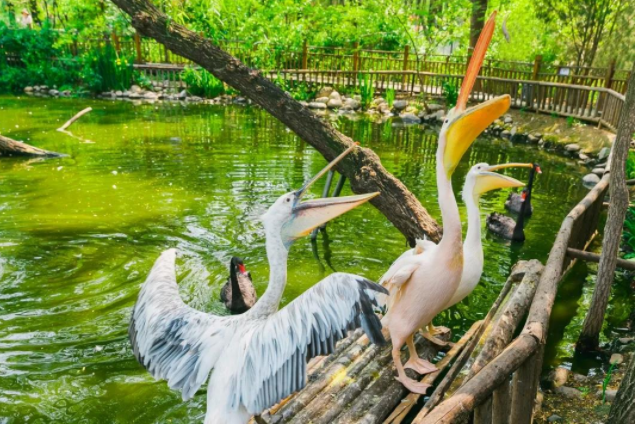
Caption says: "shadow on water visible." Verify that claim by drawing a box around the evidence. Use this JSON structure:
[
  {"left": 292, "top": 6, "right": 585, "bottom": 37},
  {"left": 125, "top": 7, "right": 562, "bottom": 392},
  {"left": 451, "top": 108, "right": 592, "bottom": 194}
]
[{"left": 0, "top": 95, "right": 627, "bottom": 422}]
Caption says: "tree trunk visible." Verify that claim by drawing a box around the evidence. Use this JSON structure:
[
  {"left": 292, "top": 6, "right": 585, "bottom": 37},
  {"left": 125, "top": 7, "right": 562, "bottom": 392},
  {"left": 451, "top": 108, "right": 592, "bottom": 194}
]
[
  {"left": 469, "top": 0, "right": 488, "bottom": 51},
  {"left": 109, "top": 0, "right": 442, "bottom": 245},
  {"left": 577, "top": 62, "right": 635, "bottom": 352},
  {"left": 0, "top": 134, "right": 65, "bottom": 157},
  {"left": 608, "top": 351, "right": 635, "bottom": 424},
  {"left": 27, "top": 0, "right": 41, "bottom": 25}
]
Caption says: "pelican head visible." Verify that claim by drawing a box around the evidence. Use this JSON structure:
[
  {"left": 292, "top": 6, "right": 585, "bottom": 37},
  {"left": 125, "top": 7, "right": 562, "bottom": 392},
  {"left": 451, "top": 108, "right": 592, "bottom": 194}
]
[
  {"left": 439, "top": 12, "right": 511, "bottom": 178},
  {"left": 261, "top": 143, "right": 379, "bottom": 248},
  {"left": 463, "top": 162, "right": 526, "bottom": 199}
]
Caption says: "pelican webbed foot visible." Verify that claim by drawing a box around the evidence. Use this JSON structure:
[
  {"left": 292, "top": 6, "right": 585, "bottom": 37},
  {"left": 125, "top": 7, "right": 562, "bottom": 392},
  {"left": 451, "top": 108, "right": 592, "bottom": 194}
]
[
  {"left": 404, "top": 357, "right": 438, "bottom": 375},
  {"left": 394, "top": 375, "right": 432, "bottom": 394}
]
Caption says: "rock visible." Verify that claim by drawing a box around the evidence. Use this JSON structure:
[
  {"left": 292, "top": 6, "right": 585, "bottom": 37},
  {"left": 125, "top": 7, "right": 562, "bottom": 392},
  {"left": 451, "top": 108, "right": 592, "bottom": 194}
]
[
  {"left": 49, "top": 89, "right": 59, "bottom": 96},
  {"left": 551, "top": 367, "right": 570, "bottom": 388},
  {"left": 434, "top": 109, "right": 446, "bottom": 120},
  {"left": 501, "top": 130, "right": 512, "bottom": 139},
  {"left": 592, "top": 167, "right": 605, "bottom": 176},
  {"left": 176, "top": 90, "right": 187, "bottom": 100},
  {"left": 393, "top": 100, "right": 408, "bottom": 111},
  {"left": 565, "top": 143, "right": 581, "bottom": 152},
  {"left": 598, "top": 147, "right": 610, "bottom": 161},
  {"left": 299, "top": 101, "right": 308, "bottom": 107},
  {"left": 572, "top": 373, "right": 588, "bottom": 383},
  {"left": 128, "top": 92, "right": 141, "bottom": 99},
  {"left": 327, "top": 98, "right": 342, "bottom": 109},
  {"left": 122, "top": 90, "right": 130, "bottom": 98},
  {"left": 343, "top": 98, "right": 361, "bottom": 110},
  {"left": 24, "top": 86, "right": 33, "bottom": 93},
  {"left": 115, "top": 90, "right": 123, "bottom": 97},
  {"left": 554, "top": 385, "right": 582, "bottom": 399},
  {"left": 61, "top": 90, "right": 71, "bottom": 97},
  {"left": 579, "top": 153, "right": 589, "bottom": 161},
  {"left": 379, "top": 103, "right": 391, "bottom": 114},
  {"left": 316, "top": 87, "right": 334, "bottom": 99},
  {"left": 596, "top": 389, "right": 618, "bottom": 401},
  {"left": 400, "top": 113, "right": 421, "bottom": 124},
  {"left": 315, "top": 96, "right": 329, "bottom": 104},
  {"left": 372, "top": 97, "right": 386, "bottom": 106},
  {"left": 504, "top": 115, "right": 513, "bottom": 124},
  {"left": 353, "top": 94, "right": 361, "bottom": 102},
  {"left": 234, "top": 97, "right": 247, "bottom": 104},
  {"left": 143, "top": 91, "right": 158, "bottom": 100},
  {"left": 527, "top": 134, "right": 539, "bottom": 144},
  {"left": 328, "top": 90, "right": 341, "bottom": 101},
  {"left": 308, "top": 102, "right": 327, "bottom": 109},
  {"left": 547, "top": 414, "right": 563, "bottom": 422},
  {"left": 610, "top": 353, "right": 624, "bottom": 364},
  {"left": 188, "top": 96, "right": 203, "bottom": 102},
  {"left": 130, "top": 85, "right": 142, "bottom": 93},
  {"left": 619, "top": 337, "right": 634, "bottom": 344},
  {"left": 583, "top": 173, "right": 601, "bottom": 186},
  {"left": 40, "top": 85, "right": 49, "bottom": 92},
  {"left": 427, "top": 103, "right": 444, "bottom": 112}
]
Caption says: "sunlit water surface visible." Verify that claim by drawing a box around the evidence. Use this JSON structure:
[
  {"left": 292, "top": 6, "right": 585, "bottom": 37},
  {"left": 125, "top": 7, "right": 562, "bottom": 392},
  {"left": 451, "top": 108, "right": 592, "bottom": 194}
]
[{"left": 0, "top": 96, "right": 627, "bottom": 422}]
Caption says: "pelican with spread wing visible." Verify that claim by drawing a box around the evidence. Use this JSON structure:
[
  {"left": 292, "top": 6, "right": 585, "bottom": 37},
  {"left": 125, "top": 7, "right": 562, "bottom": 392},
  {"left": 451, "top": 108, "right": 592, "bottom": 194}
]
[
  {"left": 128, "top": 144, "right": 386, "bottom": 424},
  {"left": 381, "top": 13, "right": 511, "bottom": 394}
]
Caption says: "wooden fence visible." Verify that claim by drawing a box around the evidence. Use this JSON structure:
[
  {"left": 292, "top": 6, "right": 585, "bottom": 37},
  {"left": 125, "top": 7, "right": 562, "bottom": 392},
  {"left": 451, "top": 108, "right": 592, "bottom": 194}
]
[{"left": 415, "top": 168, "right": 610, "bottom": 423}]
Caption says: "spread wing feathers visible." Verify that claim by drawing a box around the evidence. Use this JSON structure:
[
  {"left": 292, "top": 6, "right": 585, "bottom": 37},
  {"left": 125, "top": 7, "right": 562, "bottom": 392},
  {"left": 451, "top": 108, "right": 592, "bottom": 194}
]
[
  {"left": 386, "top": 262, "right": 420, "bottom": 287},
  {"left": 129, "top": 248, "right": 232, "bottom": 401},
  {"left": 236, "top": 273, "right": 388, "bottom": 414}
]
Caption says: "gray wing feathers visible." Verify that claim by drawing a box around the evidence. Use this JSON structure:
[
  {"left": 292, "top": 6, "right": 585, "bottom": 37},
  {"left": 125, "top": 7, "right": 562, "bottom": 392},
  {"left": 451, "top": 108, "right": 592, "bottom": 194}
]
[
  {"left": 129, "top": 249, "right": 227, "bottom": 401},
  {"left": 238, "top": 273, "right": 387, "bottom": 414}
]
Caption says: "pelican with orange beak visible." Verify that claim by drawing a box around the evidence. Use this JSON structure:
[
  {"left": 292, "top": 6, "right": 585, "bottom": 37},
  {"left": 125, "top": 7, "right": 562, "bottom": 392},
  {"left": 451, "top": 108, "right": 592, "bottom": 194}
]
[
  {"left": 129, "top": 143, "right": 386, "bottom": 424},
  {"left": 380, "top": 12, "right": 511, "bottom": 394}
]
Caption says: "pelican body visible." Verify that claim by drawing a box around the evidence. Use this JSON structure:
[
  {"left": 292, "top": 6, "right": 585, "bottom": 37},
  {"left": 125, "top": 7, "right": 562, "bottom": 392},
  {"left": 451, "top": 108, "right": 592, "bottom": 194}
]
[
  {"left": 381, "top": 13, "right": 511, "bottom": 394},
  {"left": 129, "top": 144, "right": 386, "bottom": 424}
]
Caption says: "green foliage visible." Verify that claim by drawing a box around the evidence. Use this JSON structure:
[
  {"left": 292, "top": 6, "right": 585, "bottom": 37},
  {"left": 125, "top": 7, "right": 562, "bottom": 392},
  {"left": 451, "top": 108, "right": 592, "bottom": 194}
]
[
  {"left": 181, "top": 67, "right": 225, "bottom": 98},
  {"left": 626, "top": 151, "right": 635, "bottom": 180},
  {"left": 602, "top": 362, "right": 617, "bottom": 403},
  {"left": 442, "top": 81, "right": 458, "bottom": 108},
  {"left": 385, "top": 88, "right": 396, "bottom": 108},
  {"left": 357, "top": 72, "right": 374, "bottom": 109},
  {"left": 622, "top": 205, "right": 635, "bottom": 260},
  {"left": 82, "top": 45, "right": 133, "bottom": 92}
]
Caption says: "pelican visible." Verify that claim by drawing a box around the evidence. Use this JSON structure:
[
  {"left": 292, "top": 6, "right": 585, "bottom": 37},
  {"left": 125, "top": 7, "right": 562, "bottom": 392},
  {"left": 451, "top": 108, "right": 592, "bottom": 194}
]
[
  {"left": 488, "top": 163, "right": 541, "bottom": 241},
  {"left": 220, "top": 256, "right": 256, "bottom": 314},
  {"left": 384, "top": 163, "right": 527, "bottom": 337},
  {"left": 504, "top": 163, "right": 542, "bottom": 215},
  {"left": 128, "top": 144, "right": 386, "bottom": 424},
  {"left": 380, "top": 13, "right": 511, "bottom": 394}
]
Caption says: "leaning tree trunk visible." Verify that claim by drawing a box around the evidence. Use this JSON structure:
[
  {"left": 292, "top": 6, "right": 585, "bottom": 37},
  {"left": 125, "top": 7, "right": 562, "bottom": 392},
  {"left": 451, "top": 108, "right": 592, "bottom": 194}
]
[
  {"left": 608, "top": 351, "right": 635, "bottom": 424},
  {"left": 577, "top": 62, "right": 635, "bottom": 352},
  {"left": 109, "top": 0, "right": 442, "bottom": 245},
  {"left": 0, "top": 134, "right": 65, "bottom": 157}
]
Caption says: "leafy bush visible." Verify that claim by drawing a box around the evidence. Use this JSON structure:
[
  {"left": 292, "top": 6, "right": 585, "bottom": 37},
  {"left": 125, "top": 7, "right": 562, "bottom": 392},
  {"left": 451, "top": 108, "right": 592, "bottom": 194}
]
[
  {"left": 80, "top": 45, "right": 133, "bottom": 92},
  {"left": 622, "top": 206, "right": 635, "bottom": 260},
  {"left": 182, "top": 66, "right": 225, "bottom": 98},
  {"left": 442, "top": 81, "right": 458, "bottom": 108},
  {"left": 357, "top": 73, "right": 374, "bottom": 109},
  {"left": 385, "top": 88, "right": 396, "bottom": 108},
  {"left": 626, "top": 151, "right": 635, "bottom": 180}
]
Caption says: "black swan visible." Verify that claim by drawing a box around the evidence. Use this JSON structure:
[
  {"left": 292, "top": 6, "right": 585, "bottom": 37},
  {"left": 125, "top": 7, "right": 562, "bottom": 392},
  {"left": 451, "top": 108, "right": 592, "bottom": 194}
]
[{"left": 220, "top": 256, "right": 257, "bottom": 314}]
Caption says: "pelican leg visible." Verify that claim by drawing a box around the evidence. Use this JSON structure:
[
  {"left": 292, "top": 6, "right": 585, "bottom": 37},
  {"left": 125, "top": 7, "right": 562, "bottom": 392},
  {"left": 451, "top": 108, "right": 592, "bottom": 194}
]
[
  {"left": 404, "top": 334, "right": 438, "bottom": 375},
  {"left": 392, "top": 337, "right": 432, "bottom": 394}
]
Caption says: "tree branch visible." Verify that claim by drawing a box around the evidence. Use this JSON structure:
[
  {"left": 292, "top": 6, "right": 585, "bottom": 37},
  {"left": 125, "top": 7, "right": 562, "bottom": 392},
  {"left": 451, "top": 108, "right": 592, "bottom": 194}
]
[{"left": 109, "top": 0, "right": 442, "bottom": 244}]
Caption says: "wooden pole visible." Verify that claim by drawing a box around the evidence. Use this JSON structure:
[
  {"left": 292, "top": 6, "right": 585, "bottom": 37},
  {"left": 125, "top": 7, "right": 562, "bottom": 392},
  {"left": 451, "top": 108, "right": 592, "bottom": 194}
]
[
  {"left": 301, "top": 39, "right": 308, "bottom": 70},
  {"left": 605, "top": 58, "right": 617, "bottom": 90},
  {"left": 567, "top": 248, "right": 635, "bottom": 271},
  {"left": 352, "top": 41, "right": 360, "bottom": 73},
  {"left": 402, "top": 45, "right": 410, "bottom": 91},
  {"left": 577, "top": 62, "right": 635, "bottom": 352},
  {"left": 134, "top": 31, "right": 143, "bottom": 63},
  {"left": 532, "top": 55, "right": 542, "bottom": 80}
]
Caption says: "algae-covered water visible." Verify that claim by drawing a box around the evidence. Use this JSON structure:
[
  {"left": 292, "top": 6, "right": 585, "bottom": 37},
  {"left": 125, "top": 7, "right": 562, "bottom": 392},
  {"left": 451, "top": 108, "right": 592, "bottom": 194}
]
[{"left": 0, "top": 95, "right": 623, "bottom": 422}]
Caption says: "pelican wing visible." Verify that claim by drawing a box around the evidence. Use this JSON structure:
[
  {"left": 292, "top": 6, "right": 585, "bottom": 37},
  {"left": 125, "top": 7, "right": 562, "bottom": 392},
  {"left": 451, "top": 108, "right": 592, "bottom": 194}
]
[
  {"left": 236, "top": 273, "right": 388, "bottom": 414},
  {"left": 129, "top": 249, "right": 233, "bottom": 400}
]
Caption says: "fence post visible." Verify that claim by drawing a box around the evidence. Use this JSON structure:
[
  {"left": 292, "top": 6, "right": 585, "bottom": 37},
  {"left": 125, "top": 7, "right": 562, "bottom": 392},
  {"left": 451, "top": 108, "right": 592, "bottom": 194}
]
[
  {"left": 164, "top": 43, "right": 170, "bottom": 64},
  {"left": 532, "top": 55, "right": 542, "bottom": 80},
  {"left": 604, "top": 58, "right": 617, "bottom": 89},
  {"left": 134, "top": 31, "right": 143, "bottom": 64},
  {"left": 352, "top": 41, "right": 359, "bottom": 73},
  {"left": 302, "top": 39, "right": 308, "bottom": 70},
  {"left": 402, "top": 45, "right": 410, "bottom": 91}
]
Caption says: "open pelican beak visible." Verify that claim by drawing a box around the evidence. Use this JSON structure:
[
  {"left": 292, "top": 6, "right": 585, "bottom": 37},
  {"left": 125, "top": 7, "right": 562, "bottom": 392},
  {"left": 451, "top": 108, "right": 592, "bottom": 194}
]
[
  {"left": 282, "top": 143, "right": 380, "bottom": 244},
  {"left": 443, "top": 12, "right": 511, "bottom": 177},
  {"left": 474, "top": 163, "right": 528, "bottom": 195}
]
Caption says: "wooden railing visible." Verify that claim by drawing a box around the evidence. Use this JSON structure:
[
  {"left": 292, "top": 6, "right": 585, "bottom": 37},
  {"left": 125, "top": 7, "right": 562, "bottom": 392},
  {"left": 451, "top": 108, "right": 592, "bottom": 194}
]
[{"left": 415, "top": 166, "right": 611, "bottom": 423}]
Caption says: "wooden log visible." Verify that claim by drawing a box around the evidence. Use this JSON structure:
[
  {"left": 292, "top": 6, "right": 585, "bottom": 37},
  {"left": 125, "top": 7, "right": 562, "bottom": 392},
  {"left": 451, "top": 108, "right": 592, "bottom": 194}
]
[
  {"left": 57, "top": 107, "right": 92, "bottom": 132},
  {"left": 384, "top": 321, "right": 480, "bottom": 424},
  {"left": 474, "top": 397, "right": 492, "bottom": 424},
  {"left": 491, "top": 379, "right": 511, "bottom": 424},
  {"left": 510, "top": 351, "right": 537, "bottom": 424},
  {"left": 567, "top": 247, "right": 635, "bottom": 271},
  {"left": 0, "top": 134, "right": 65, "bottom": 158}
]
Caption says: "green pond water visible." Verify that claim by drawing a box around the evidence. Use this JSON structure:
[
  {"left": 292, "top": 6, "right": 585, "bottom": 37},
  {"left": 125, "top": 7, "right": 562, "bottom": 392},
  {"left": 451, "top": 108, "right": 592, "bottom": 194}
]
[{"left": 0, "top": 95, "right": 627, "bottom": 422}]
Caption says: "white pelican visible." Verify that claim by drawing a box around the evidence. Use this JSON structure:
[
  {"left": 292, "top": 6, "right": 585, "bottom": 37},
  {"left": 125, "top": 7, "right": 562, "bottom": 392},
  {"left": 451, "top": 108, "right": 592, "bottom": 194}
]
[
  {"left": 383, "top": 163, "right": 527, "bottom": 337},
  {"left": 380, "top": 12, "right": 511, "bottom": 394},
  {"left": 128, "top": 144, "right": 386, "bottom": 424},
  {"left": 220, "top": 256, "right": 256, "bottom": 314}
]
